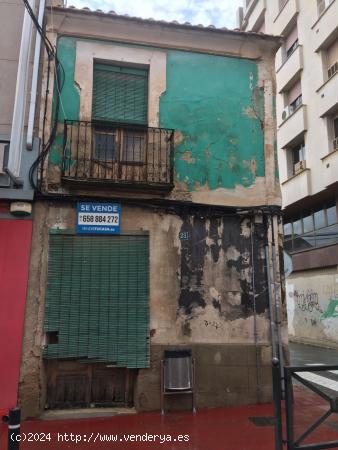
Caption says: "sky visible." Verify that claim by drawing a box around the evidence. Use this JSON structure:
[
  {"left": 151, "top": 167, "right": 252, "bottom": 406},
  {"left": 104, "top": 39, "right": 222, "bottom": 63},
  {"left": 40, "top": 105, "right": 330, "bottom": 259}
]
[{"left": 66, "top": 0, "right": 243, "bottom": 29}]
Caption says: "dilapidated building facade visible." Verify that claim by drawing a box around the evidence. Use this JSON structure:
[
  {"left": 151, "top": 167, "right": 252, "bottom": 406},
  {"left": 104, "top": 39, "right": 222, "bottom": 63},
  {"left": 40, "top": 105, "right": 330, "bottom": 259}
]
[{"left": 19, "top": 3, "right": 285, "bottom": 417}]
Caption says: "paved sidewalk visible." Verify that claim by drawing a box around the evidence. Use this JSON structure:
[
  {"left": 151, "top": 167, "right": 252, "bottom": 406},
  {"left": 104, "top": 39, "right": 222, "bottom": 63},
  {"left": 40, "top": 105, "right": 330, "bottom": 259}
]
[
  {"left": 2, "top": 384, "right": 338, "bottom": 449},
  {"left": 1, "top": 403, "right": 276, "bottom": 450},
  {"left": 3, "top": 343, "right": 338, "bottom": 449}
]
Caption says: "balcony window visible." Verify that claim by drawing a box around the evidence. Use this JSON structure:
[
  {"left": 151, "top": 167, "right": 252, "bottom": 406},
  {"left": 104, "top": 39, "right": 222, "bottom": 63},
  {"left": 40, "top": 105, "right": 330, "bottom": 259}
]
[
  {"left": 317, "top": 0, "right": 334, "bottom": 16},
  {"left": 93, "top": 131, "right": 117, "bottom": 161},
  {"left": 91, "top": 63, "right": 150, "bottom": 170},
  {"left": 285, "top": 139, "right": 306, "bottom": 177},
  {"left": 286, "top": 39, "right": 299, "bottom": 59},
  {"left": 291, "top": 141, "right": 306, "bottom": 175},
  {"left": 285, "top": 79, "right": 302, "bottom": 116},
  {"left": 60, "top": 62, "right": 174, "bottom": 189},
  {"left": 289, "top": 94, "right": 302, "bottom": 113},
  {"left": 327, "top": 115, "right": 338, "bottom": 153},
  {"left": 281, "top": 80, "right": 302, "bottom": 122},
  {"left": 62, "top": 121, "right": 174, "bottom": 188},
  {"left": 327, "top": 204, "right": 338, "bottom": 225},
  {"left": 121, "top": 131, "right": 145, "bottom": 164},
  {"left": 334, "top": 117, "right": 338, "bottom": 150},
  {"left": 303, "top": 213, "right": 314, "bottom": 233},
  {"left": 285, "top": 25, "right": 299, "bottom": 60},
  {"left": 314, "top": 208, "right": 326, "bottom": 229},
  {"left": 283, "top": 201, "right": 338, "bottom": 253},
  {"left": 326, "top": 39, "right": 338, "bottom": 80},
  {"left": 92, "top": 63, "right": 148, "bottom": 125},
  {"left": 93, "top": 129, "right": 146, "bottom": 165}
]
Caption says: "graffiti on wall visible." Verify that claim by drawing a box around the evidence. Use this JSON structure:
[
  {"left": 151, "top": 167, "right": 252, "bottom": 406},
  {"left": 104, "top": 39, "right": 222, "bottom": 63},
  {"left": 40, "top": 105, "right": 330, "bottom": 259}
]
[
  {"left": 286, "top": 276, "right": 338, "bottom": 344},
  {"left": 289, "top": 288, "right": 338, "bottom": 319},
  {"left": 289, "top": 289, "right": 323, "bottom": 313},
  {"left": 320, "top": 298, "right": 338, "bottom": 320}
]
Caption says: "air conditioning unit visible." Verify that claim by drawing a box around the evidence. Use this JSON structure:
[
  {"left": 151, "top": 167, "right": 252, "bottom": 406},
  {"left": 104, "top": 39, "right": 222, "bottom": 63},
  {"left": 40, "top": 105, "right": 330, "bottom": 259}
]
[
  {"left": 328, "top": 62, "right": 338, "bottom": 79},
  {"left": 282, "top": 107, "right": 290, "bottom": 121},
  {"left": 294, "top": 160, "right": 306, "bottom": 174},
  {"left": 333, "top": 137, "right": 338, "bottom": 151}
]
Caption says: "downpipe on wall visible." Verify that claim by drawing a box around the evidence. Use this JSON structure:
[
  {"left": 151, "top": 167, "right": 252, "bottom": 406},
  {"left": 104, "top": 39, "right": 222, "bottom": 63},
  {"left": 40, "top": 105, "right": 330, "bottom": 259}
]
[
  {"left": 265, "top": 214, "right": 284, "bottom": 376},
  {"left": 271, "top": 214, "right": 284, "bottom": 381},
  {"left": 250, "top": 217, "right": 262, "bottom": 402},
  {"left": 27, "top": 0, "right": 46, "bottom": 150},
  {"left": 7, "top": 0, "right": 35, "bottom": 182},
  {"left": 265, "top": 213, "right": 284, "bottom": 450}
]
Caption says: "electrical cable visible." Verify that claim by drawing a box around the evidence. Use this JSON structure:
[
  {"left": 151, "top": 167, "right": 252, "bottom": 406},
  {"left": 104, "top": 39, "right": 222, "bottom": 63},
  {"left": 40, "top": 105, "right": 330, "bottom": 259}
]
[
  {"left": 22, "top": 0, "right": 65, "bottom": 192},
  {"left": 22, "top": 0, "right": 54, "bottom": 57}
]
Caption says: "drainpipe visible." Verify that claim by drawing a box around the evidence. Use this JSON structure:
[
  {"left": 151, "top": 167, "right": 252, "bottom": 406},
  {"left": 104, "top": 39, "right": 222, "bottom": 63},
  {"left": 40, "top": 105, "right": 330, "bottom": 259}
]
[
  {"left": 265, "top": 240, "right": 278, "bottom": 360},
  {"left": 266, "top": 213, "right": 284, "bottom": 395},
  {"left": 250, "top": 217, "right": 262, "bottom": 402},
  {"left": 6, "top": 0, "right": 35, "bottom": 181},
  {"left": 271, "top": 214, "right": 284, "bottom": 380},
  {"left": 27, "top": 0, "right": 46, "bottom": 150}
]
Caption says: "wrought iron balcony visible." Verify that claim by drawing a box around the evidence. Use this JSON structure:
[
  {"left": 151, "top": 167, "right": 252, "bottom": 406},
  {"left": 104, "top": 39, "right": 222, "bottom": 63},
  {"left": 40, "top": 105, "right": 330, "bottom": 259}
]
[{"left": 61, "top": 120, "right": 174, "bottom": 190}]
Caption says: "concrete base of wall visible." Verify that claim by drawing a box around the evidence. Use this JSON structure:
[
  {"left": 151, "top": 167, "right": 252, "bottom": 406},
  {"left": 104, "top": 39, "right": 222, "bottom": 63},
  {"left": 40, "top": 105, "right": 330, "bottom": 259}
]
[
  {"left": 135, "top": 343, "right": 273, "bottom": 412},
  {"left": 289, "top": 336, "right": 338, "bottom": 350}
]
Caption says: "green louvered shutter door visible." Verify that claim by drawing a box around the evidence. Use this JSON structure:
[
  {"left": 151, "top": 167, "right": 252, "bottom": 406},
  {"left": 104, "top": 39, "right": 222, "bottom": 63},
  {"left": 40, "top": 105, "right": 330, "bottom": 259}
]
[
  {"left": 92, "top": 64, "right": 148, "bottom": 125},
  {"left": 44, "top": 233, "right": 150, "bottom": 368}
]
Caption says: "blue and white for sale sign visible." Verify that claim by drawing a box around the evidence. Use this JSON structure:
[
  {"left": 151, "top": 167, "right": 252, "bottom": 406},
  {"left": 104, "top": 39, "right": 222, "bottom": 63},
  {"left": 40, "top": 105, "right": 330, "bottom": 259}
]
[{"left": 77, "top": 202, "right": 121, "bottom": 234}]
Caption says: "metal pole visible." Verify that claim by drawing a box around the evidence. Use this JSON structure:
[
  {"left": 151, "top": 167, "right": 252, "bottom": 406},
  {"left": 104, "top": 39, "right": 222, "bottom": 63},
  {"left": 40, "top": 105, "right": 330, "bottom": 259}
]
[
  {"left": 285, "top": 369, "right": 294, "bottom": 450},
  {"left": 8, "top": 407, "right": 21, "bottom": 450},
  {"left": 271, "top": 215, "right": 284, "bottom": 385},
  {"left": 265, "top": 243, "right": 278, "bottom": 359},
  {"left": 251, "top": 218, "right": 262, "bottom": 402},
  {"left": 272, "top": 358, "right": 283, "bottom": 450}
]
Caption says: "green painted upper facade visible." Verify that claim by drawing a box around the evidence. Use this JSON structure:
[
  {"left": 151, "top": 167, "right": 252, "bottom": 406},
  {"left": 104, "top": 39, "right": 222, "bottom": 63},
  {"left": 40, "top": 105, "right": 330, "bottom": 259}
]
[{"left": 52, "top": 36, "right": 267, "bottom": 193}]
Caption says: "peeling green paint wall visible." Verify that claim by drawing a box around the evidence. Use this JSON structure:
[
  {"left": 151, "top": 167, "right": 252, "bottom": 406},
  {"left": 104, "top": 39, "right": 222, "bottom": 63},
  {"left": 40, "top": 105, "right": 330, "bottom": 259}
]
[
  {"left": 160, "top": 51, "right": 264, "bottom": 191},
  {"left": 52, "top": 37, "right": 265, "bottom": 191},
  {"left": 56, "top": 37, "right": 79, "bottom": 122}
]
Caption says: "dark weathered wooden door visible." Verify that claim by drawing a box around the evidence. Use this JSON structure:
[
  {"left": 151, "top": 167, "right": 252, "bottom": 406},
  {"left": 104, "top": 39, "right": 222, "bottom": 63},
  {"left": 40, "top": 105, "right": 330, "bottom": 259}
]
[{"left": 46, "top": 360, "right": 134, "bottom": 409}]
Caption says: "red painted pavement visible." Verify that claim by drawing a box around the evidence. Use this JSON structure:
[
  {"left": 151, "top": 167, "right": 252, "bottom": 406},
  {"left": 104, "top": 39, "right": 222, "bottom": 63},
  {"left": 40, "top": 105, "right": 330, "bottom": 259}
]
[
  {"left": 2, "top": 386, "right": 338, "bottom": 449},
  {"left": 0, "top": 219, "right": 33, "bottom": 416},
  {"left": 1, "top": 404, "right": 275, "bottom": 450}
]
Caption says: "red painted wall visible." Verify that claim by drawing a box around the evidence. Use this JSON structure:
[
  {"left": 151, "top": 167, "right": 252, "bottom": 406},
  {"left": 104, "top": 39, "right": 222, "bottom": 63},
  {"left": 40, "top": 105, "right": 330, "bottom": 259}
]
[{"left": 0, "top": 219, "right": 32, "bottom": 415}]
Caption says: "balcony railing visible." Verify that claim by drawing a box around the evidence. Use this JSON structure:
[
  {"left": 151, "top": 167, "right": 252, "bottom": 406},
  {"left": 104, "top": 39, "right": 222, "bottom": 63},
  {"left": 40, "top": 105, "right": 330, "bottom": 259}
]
[{"left": 61, "top": 120, "right": 174, "bottom": 190}]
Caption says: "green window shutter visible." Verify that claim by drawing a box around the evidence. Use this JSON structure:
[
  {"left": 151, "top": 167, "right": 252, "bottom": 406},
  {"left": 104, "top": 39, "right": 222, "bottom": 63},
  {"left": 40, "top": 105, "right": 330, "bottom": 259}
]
[
  {"left": 44, "top": 233, "right": 150, "bottom": 368},
  {"left": 92, "top": 64, "right": 148, "bottom": 125}
]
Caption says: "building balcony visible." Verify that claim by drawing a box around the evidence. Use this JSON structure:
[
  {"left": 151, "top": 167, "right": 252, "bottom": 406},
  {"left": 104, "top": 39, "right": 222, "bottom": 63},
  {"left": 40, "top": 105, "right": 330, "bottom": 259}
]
[
  {"left": 317, "top": 72, "right": 338, "bottom": 117},
  {"left": 276, "top": 45, "right": 303, "bottom": 93},
  {"left": 243, "top": 0, "right": 266, "bottom": 31},
  {"left": 321, "top": 147, "right": 338, "bottom": 188},
  {"left": 278, "top": 104, "right": 307, "bottom": 148},
  {"left": 281, "top": 168, "right": 311, "bottom": 207},
  {"left": 311, "top": 0, "right": 338, "bottom": 51},
  {"left": 61, "top": 120, "right": 174, "bottom": 191},
  {"left": 273, "top": 0, "right": 299, "bottom": 36}
]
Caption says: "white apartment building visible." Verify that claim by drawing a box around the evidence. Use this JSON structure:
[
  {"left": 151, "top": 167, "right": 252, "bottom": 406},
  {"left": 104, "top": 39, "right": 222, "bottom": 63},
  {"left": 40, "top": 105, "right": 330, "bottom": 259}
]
[{"left": 238, "top": 0, "right": 338, "bottom": 348}]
